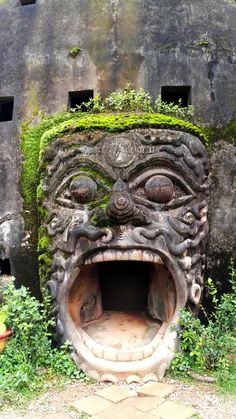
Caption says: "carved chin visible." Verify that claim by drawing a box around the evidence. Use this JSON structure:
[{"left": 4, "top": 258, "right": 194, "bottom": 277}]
[{"left": 58, "top": 249, "right": 188, "bottom": 382}]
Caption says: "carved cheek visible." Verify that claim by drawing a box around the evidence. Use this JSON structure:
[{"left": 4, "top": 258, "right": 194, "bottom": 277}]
[
  {"left": 144, "top": 175, "right": 174, "bottom": 203},
  {"left": 70, "top": 176, "right": 97, "bottom": 204}
]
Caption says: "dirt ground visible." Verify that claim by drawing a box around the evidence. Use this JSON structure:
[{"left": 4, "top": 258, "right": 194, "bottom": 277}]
[{"left": 0, "top": 377, "right": 235, "bottom": 419}]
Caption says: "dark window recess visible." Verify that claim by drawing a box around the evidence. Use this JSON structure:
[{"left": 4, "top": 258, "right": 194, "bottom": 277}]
[
  {"left": 99, "top": 261, "right": 149, "bottom": 311},
  {"left": 0, "top": 97, "right": 14, "bottom": 122},
  {"left": 68, "top": 90, "right": 94, "bottom": 112},
  {"left": 0, "top": 259, "right": 11, "bottom": 275},
  {"left": 161, "top": 86, "right": 191, "bottom": 107},
  {"left": 20, "top": 0, "right": 37, "bottom": 5}
]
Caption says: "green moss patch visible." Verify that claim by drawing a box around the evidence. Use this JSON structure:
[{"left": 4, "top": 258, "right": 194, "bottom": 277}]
[
  {"left": 21, "top": 111, "right": 207, "bottom": 289},
  {"left": 205, "top": 120, "right": 236, "bottom": 145},
  {"left": 21, "top": 111, "right": 207, "bottom": 208}
]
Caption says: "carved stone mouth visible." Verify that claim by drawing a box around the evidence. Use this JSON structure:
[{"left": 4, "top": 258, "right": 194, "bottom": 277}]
[{"left": 66, "top": 249, "right": 179, "bottom": 381}]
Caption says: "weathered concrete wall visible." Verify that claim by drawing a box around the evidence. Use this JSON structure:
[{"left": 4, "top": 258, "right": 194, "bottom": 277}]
[
  {"left": 0, "top": 0, "right": 235, "bottom": 292},
  {"left": 207, "top": 141, "right": 236, "bottom": 288}
]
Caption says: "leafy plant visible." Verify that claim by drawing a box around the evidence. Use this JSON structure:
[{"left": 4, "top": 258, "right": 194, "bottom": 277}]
[
  {"left": 0, "top": 281, "right": 87, "bottom": 407},
  {"left": 68, "top": 47, "right": 81, "bottom": 58},
  {"left": 154, "top": 96, "right": 194, "bottom": 121},
  {"left": 76, "top": 85, "right": 194, "bottom": 121},
  {"left": 171, "top": 261, "right": 236, "bottom": 393},
  {"left": 106, "top": 85, "right": 153, "bottom": 112},
  {"left": 0, "top": 308, "right": 7, "bottom": 334}
]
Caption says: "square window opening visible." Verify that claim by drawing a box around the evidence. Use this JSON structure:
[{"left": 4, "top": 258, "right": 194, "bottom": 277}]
[
  {"left": 68, "top": 90, "right": 94, "bottom": 112},
  {"left": 0, "top": 97, "right": 14, "bottom": 122},
  {"left": 161, "top": 86, "right": 191, "bottom": 107},
  {"left": 0, "top": 259, "right": 11, "bottom": 276},
  {"left": 20, "top": 0, "right": 37, "bottom": 5}
]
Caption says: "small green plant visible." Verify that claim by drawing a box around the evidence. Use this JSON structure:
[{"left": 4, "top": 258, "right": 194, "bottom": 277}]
[
  {"left": 75, "top": 86, "right": 194, "bottom": 122},
  {"left": 0, "top": 281, "right": 88, "bottom": 407},
  {"left": 197, "top": 41, "right": 209, "bottom": 46},
  {"left": 154, "top": 96, "right": 194, "bottom": 121},
  {"left": 171, "top": 261, "right": 236, "bottom": 393},
  {"left": 105, "top": 84, "right": 153, "bottom": 112},
  {"left": 68, "top": 47, "right": 81, "bottom": 58}
]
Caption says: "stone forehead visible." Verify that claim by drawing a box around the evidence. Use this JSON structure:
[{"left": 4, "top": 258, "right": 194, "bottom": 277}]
[{"left": 44, "top": 129, "right": 208, "bottom": 191}]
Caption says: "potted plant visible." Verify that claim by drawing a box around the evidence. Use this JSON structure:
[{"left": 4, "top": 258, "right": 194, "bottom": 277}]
[{"left": 0, "top": 308, "right": 12, "bottom": 352}]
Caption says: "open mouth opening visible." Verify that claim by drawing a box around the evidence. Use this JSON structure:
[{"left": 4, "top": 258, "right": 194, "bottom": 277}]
[{"left": 68, "top": 253, "right": 176, "bottom": 363}]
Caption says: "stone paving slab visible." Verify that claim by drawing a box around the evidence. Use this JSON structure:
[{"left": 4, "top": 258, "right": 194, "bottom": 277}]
[
  {"left": 151, "top": 400, "right": 198, "bottom": 418},
  {"left": 71, "top": 383, "right": 198, "bottom": 419},
  {"left": 95, "top": 385, "right": 137, "bottom": 403},
  {"left": 71, "top": 394, "right": 113, "bottom": 416},
  {"left": 94, "top": 403, "right": 156, "bottom": 419},
  {"left": 121, "top": 395, "right": 166, "bottom": 412},
  {"left": 138, "top": 382, "right": 176, "bottom": 398}
]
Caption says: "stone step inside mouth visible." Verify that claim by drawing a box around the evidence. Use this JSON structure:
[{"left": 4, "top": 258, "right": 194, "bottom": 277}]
[{"left": 68, "top": 258, "right": 176, "bottom": 362}]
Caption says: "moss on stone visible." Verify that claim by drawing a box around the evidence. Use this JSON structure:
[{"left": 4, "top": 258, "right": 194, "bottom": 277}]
[
  {"left": 21, "top": 111, "right": 207, "bottom": 207},
  {"left": 205, "top": 120, "right": 236, "bottom": 145},
  {"left": 68, "top": 47, "right": 81, "bottom": 57},
  {"left": 20, "top": 110, "right": 209, "bottom": 290}
]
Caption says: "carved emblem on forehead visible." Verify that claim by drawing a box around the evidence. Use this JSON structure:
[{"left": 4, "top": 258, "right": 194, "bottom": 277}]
[{"left": 103, "top": 136, "right": 136, "bottom": 168}]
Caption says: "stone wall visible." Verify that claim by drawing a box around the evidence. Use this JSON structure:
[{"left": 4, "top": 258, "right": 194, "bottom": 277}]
[{"left": 0, "top": 0, "right": 235, "bottom": 292}]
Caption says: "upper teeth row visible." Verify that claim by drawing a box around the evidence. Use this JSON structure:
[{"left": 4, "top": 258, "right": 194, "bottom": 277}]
[{"left": 85, "top": 249, "right": 163, "bottom": 265}]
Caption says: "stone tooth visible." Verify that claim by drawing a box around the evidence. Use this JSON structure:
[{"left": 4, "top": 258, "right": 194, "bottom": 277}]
[
  {"left": 83, "top": 336, "right": 94, "bottom": 352},
  {"left": 116, "top": 351, "right": 131, "bottom": 362},
  {"left": 153, "top": 254, "right": 163, "bottom": 264},
  {"left": 103, "top": 251, "right": 115, "bottom": 261},
  {"left": 92, "top": 343, "right": 104, "bottom": 359},
  {"left": 130, "top": 249, "right": 144, "bottom": 261},
  {"left": 103, "top": 348, "right": 117, "bottom": 361},
  {"left": 91, "top": 254, "right": 103, "bottom": 263},
  {"left": 131, "top": 349, "right": 144, "bottom": 361},
  {"left": 115, "top": 251, "right": 125, "bottom": 261},
  {"left": 142, "top": 344, "right": 154, "bottom": 358},
  {"left": 142, "top": 250, "right": 153, "bottom": 262}
]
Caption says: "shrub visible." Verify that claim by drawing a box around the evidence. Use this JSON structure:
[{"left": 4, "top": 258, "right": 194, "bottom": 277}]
[
  {"left": 171, "top": 261, "right": 236, "bottom": 393},
  {"left": 154, "top": 96, "right": 194, "bottom": 121},
  {"left": 0, "top": 281, "right": 87, "bottom": 406},
  {"left": 76, "top": 85, "right": 194, "bottom": 121}
]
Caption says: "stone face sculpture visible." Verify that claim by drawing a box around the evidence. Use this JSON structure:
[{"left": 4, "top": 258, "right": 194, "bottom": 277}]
[{"left": 42, "top": 128, "right": 209, "bottom": 382}]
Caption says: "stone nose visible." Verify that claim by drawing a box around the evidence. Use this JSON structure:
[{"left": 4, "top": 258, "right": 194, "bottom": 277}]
[
  {"left": 106, "top": 178, "right": 136, "bottom": 224},
  {"left": 112, "top": 178, "right": 127, "bottom": 193}
]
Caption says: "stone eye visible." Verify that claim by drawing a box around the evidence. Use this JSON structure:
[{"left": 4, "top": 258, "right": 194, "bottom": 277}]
[
  {"left": 70, "top": 176, "right": 97, "bottom": 204},
  {"left": 144, "top": 175, "right": 174, "bottom": 203}
]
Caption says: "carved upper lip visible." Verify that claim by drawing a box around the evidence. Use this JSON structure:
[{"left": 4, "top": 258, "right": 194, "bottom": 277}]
[{"left": 84, "top": 248, "right": 164, "bottom": 265}]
